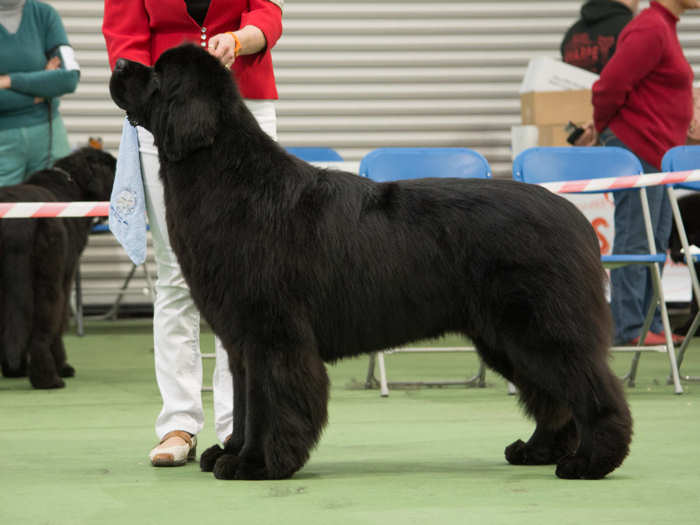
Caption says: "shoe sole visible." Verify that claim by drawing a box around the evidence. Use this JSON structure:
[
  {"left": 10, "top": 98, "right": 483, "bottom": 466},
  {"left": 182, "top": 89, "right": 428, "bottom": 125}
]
[{"left": 150, "top": 446, "right": 196, "bottom": 467}]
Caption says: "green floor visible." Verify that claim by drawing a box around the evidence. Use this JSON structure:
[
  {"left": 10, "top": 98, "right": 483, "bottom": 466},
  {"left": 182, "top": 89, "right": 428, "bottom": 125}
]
[{"left": 2, "top": 319, "right": 700, "bottom": 525}]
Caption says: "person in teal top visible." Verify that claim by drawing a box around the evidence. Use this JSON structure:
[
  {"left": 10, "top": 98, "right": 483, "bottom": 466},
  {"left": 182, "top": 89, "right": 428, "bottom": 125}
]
[{"left": 0, "top": 0, "right": 80, "bottom": 186}]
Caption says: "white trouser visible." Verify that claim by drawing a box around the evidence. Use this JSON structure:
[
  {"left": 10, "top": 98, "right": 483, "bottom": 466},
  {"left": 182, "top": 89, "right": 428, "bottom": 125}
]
[{"left": 138, "top": 99, "right": 278, "bottom": 443}]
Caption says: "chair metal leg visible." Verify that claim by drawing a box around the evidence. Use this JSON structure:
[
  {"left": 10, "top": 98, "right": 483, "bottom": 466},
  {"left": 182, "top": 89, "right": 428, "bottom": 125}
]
[
  {"left": 377, "top": 351, "right": 389, "bottom": 397},
  {"left": 639, "top": 187, "right": 683, "bottom": 394},
  {"left": 365, "top": 351, "right": 487, "bottom": 395},
  {"left": 364, "top": 353, "right": 379, "bottom": 389},
  {"left": 102, "top": 263, "right": 139, "bottom": 320},
  {"left": 624, "top": 296, "right": 656, "bottom": 387}
]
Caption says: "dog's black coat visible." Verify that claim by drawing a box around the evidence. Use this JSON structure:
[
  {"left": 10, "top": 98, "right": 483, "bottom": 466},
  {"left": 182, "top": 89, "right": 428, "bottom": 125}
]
[
  {"left": 0, "top": 148, "right": 115, "bottom": 388},
  {"left": 110, "top": 44, "right": 632, "bottom": 480}
]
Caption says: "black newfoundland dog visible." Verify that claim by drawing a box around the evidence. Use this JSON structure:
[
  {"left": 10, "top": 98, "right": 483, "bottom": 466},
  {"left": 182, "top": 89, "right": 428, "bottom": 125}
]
[
  {"left": 109, "top": 44, "right": 632, "bottom": 480},
  {"left": 0, "top": 147, "right": 115, "bottom": 388}
]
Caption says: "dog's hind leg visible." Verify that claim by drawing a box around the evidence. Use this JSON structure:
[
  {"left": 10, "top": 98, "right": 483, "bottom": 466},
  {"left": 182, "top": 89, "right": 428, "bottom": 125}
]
[
  {"left": 473, "top": 337, "right": 577, "bottom": 466},
  {"left": 212, "top": 336, "right": 330, "bottom": 480},
  {"left": 554, "top": 361, "right": 632, "bottom": 479},
  {"left": 0, "top": 242, "right": 34, "bottom": 377},
  {"left": 201, "top": 349, "right": 246, "bottom": 472},
  {"left": 26, "top": 223, "right": 67, "bottom": 389},
  {"left": 504, "top": 379, "right": 578, "bottom": 466},
  {"left": 506, "top": 337, "right": 631, "bottom": 479}
]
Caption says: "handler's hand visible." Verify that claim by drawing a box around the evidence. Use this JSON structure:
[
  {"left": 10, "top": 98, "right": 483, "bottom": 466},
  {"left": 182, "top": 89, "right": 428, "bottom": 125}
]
[
  {"left": 0, "top": 75, "right": 10, "bottom": 89},
  {"left": 574, "top": 121, "right": 599, "bottom": 147},
  {"left": 208, "top": 33, "right": 237, "bottom": 69}
]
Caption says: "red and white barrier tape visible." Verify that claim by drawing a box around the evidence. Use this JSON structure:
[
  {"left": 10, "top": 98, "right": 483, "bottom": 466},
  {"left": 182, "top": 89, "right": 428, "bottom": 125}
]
[
  {"left": 1, "top": 169, "right": 700, "bottom": 218},
  {"left": 538, "top": 169, "right": 700, "bottom": 194},
  {"left": 0, "top": 201, "right": 108, "bottom": 218}
]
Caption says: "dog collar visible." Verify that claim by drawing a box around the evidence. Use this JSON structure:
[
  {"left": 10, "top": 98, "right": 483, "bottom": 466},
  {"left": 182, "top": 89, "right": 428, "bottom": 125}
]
[{"left": 52, "top": 166, "right": 74, "bottom": 183}]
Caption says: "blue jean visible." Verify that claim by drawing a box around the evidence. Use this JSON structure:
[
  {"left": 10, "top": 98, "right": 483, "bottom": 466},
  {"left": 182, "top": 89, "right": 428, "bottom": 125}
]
[{"left": 599, "top": 129, "right": 672, "bottom": 343}]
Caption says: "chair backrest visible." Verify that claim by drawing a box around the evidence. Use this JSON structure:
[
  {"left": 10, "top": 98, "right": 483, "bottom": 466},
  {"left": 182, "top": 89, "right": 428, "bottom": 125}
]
[
  {"left": 359, "top": 147, "right": 491, "bottom": 181},
  {"left": 662, "top": 145, "right": 700, "bottom": 191},
  {"left": 286, "top": 147, "right": 343, "bottom": 162},
  {"left": 513, "top": 146, "right": 643, "bottom": 185}
]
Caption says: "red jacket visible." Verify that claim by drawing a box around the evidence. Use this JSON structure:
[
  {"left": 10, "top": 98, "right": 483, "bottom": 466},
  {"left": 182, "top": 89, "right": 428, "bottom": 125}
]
[
  {"left": 592, "top": 1, "right": 693, "bottom": 169},
  {"left": 103, "top": 0, "right": 282, "bottom": 100}
]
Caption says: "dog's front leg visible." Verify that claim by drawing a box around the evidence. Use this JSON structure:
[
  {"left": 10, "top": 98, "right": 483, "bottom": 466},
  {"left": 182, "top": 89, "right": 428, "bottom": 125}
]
[
  {"left": 201, "top": 349, "right": 246, "bottom": 472},
  {"left": 211, "top": 336, "right": 330, "bottom": 480}
]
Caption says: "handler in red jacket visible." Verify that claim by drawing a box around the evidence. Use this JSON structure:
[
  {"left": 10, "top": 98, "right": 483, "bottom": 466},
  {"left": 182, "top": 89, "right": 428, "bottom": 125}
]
[
  {"left": 577, "top": 0, "right": 697, "bottom": 346},
  {"left": 103, "top": 0, "right": 283, "bottom": 467}
]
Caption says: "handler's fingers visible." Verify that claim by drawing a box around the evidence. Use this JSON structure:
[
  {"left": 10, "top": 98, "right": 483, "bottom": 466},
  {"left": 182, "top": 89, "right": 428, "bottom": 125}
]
[
  {"left": 208, "top": 33, "right": 236, "bottom": 66},
  {"left": 207, "top": 35, "right": 225, "bottom": 59}
]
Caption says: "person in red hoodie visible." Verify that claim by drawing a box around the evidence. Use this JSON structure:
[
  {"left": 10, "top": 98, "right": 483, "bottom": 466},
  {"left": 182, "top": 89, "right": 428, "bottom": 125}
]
[
  {"left": 576, "top": 0, "right": 698, "bottom": 346},
  {"left": 102, "top": 0, "right": 283, "bottom": 467}
]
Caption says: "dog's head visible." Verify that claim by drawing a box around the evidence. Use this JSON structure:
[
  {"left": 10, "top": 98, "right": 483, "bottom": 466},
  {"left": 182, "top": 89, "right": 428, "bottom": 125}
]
[
  {"left": 53, "top": 147, "right": 116, "bottom": 201},
  {"left": 110, "top": 44, "right": 235, "bottom": 162}
]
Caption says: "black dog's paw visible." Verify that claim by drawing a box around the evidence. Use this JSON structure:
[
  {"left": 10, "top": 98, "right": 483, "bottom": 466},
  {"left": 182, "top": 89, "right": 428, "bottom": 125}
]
[
  {"left": 505, "top": 439, "right": 554, "bottom": 465},
  {"left": 200, "top": 444, "right": 226, "bottom": 472},
  {"left": 29, "top": 375, "right": 65, "bottom": 389},
  {"left": 1, "top": 362, "right": 27, "bottom": 378},
  {"left": 59, "top": 364, "right": 75, "bottom": 378},
  {"left": 555, "top": 454, "right": 589, "bottom": 479},
  {"left": 505, "top": 439, "right": 528, "bottom": 464},
  {"left": 212, "top": 454, "right": 241, "bottom": 480},
  {"left": 233, "top": 459, "right": 269, "bottom": 480}
]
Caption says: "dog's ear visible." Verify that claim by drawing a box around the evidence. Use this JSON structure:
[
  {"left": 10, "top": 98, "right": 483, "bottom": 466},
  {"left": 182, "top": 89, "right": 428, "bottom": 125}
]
[{"left": 156, "top": 96, "right": 218, "bottom": 162}]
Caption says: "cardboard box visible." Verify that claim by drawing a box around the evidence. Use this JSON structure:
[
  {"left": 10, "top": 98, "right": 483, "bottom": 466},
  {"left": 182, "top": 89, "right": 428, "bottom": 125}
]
[
  {"left": 520, "top": 90, "right": 593, "bottom": 125},
  {"left": 519, "top": 56, "right": 598, "bottom": 93}
]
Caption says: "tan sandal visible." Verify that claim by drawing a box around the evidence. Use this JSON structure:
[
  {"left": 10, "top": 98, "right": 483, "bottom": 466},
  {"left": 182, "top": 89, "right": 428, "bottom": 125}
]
[{"left": 149, "top": 430, "right": 197, "bottom": 467}]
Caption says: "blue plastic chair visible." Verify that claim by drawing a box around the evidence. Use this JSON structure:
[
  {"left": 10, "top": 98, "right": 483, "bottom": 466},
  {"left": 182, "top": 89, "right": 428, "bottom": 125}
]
[
  {"left": 662, "top": 145, "right": 700, "bottom": 379},
  {"left": 286, "top": 147, "right": 343, "bottom": 162},
  {"left": 359, "top": 147, "right": 491, "bottom": 181},
  {"left": 513, "top": 146, "right": 682, "bottom": 393},
  {"left": 359, "top": 147, "right": 491, "bottom": 396}
]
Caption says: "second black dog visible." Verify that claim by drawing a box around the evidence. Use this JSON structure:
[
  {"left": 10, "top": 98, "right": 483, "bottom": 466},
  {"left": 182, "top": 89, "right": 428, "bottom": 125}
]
[{"left": 0, "top": 147, "right": 115, "bottom": 388}]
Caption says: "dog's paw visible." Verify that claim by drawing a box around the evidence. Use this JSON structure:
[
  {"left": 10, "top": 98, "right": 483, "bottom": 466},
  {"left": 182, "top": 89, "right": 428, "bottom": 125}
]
[
  {"left": 212, "top": 454, "right": 241, "bottom": 480},
  {"left": 200, "top": 444, "right": 226, "bottom": 472},
  {"left": 555, "top": 454, "right": 589, "bottom": 479},
  {"left": 233, "top": 459, "right": 269, "bottom": 480},
  {"left": 504, "top": 439, "right": 528, "bottom": 464},
  {"left": 505, "top": 439, "right": 554, "bottom": 465},
  {"left": 59, "top": 364, "right": 75, "bottom": 378},
  {"left": 1, "top": 363, "right": 27, "bottom": 378},
  {"left": 29, "top": 375, "right": 65, "bottom": 389}
]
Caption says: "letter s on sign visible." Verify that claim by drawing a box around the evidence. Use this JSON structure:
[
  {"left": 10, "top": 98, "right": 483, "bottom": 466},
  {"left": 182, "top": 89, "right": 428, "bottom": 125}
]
[{"left": 591, "top": 217, "right": 610, "bottom": 254}]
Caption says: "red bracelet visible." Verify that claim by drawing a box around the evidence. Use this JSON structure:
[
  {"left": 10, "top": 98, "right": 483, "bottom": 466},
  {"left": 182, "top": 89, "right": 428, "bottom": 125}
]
[{"left": 226, "top": 32, "right": 242, "bottom": 57}]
